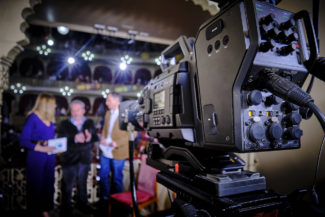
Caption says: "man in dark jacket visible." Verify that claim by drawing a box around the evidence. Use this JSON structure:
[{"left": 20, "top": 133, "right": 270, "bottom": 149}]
[{"left": 57, "top": 99, "right": 98, "bottom": 216}]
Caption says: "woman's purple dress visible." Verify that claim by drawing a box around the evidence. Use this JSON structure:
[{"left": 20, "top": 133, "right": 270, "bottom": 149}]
[{"left": 20, "top": 113, "right": 55, "bottom": 215}]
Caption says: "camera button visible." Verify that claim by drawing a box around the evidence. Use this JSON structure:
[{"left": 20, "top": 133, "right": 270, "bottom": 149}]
[
  {"left": 215, "top": 40, "right": 221, "bottom": 50},
  {"left": 223, "top": 35, "right": 229, "bottom": 45},
  {"left": 207, "top": 44, "right": 213, "bottom": 54}
]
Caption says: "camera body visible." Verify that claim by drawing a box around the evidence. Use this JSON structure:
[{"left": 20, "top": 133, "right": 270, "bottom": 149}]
[
  {"left": 134, "top": 0, "right": 313, "bottom": 153},
  {"left": 194, "top": 0, "right": 311, "bottom": 152},
  {"left": 118, "top": 0, "right": 319, "bottom": 213},
  {"left": 136, "top": 36, "right": 197, "bottom": 143}
]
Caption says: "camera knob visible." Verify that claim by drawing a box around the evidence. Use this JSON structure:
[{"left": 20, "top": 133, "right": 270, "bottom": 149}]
[
  {"left": 267, "top": 27, "right": 280, "bottom": 39},
  {"left": 286, "top": 32, "right": 298, "bottom": 43},
  {"left": 268, "top": 123, "right": 283, "bottom": 140},
  {"left": 299, "top": 107, "right": 313, "bottom": 120},
  {"left": 259, "top": 39, "right": 276, "bottom": 52},
  {"left": 282, "top": 102, "right": 299, "bottom": 112},
  {"left": 279, "top": 18, "right": 295, "bottom": 30},
  {"left": 286, "top": 126, "right": 303, "bottom": 139},
  {"left": 260, "top": 25, "right": 268, "bottom": 40},
  {"left": 265, "top": 95, "right": 282, "bottom": 106},
  {"left": 287, "top": 112, "right": 302, "bottom": 125},
  {"left": 277, "top": 31, "right": 289, "bottom": 43},
  {"left": 278, "top": 43, "right": 295, "bottom": 56},
  {"left": 259, "top": 13, "right": 275, "bottom": 26},
  {"left": 248, "top": 90, "right": 263, "bottom": 105},
  {"left": 249, "top": 123, "right": 265, "bottom": 141}
]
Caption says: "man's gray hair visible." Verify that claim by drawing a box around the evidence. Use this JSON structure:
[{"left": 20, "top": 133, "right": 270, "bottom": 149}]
[
  {"left": 70, "top": 99, "right": 85, "bottom": 109},
  {"left": 108, "top": 91, "right": 122, "bottom": 101}
]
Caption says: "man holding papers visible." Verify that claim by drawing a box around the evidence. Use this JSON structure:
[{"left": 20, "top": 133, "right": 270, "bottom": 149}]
[{"left": 99, "top": 92, "right": 128, "bottom": 203}]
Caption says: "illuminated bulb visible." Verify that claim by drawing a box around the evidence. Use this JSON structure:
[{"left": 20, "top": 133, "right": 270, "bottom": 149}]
[
  {"left": 119, "top": 62, "right": 127, "bottom": 70},
  {"left": 101, "top": 89, "right": 110, "bottom": 98},
  {"left": 67, "top": 57, "right": 75, "bottom": 64},
  {"left": 47, "top": 39, "right": 54, "bottom": 46},
  {"left": 155, "top": 57, "right": 162, "bottom": 66},
  {"left": 57, "top": 26, "right": 70, "bottom": 35},
  {"left": 81, "top": 51, "right": 95, "bottom": 62}
]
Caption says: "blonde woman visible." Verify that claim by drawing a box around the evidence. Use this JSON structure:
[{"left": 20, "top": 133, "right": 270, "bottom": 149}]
[{"left": 20, "top": 93, "right": 56, "bottom": 217}]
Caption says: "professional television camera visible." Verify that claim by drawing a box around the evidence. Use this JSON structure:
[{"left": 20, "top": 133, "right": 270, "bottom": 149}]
[{"left": 119, "top": 0, "right": 325, "bottom": 216}]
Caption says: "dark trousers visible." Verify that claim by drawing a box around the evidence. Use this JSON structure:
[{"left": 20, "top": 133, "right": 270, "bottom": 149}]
[
  {"left": 61, "top": 162, "right": 90, "bottom": 209},
  {"left": 26, "top": 151, "right": 55, "bottom": 216},
  {"left": 99, "top": 155, "right": 125, "bottom": 199}
]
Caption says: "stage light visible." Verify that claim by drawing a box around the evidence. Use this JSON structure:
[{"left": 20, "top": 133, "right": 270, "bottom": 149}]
[
  {"left": 101, "top": 89, "right": 110, "bottom": 98},
  {"left": 119, "top": 62, "right": 127, "bottom": 71},
  {"left": 137, "top": 92, "right": 141, "bottom": 98},
  {"left": 81, "top": 51, "right": 95, "bottom": 61},
  {"left": 47, "top": 39, "right": 54, "bottom": 46},
  {"left": 60, "top": 86, "right": 74, "bottom": 96},
  {"left": 36, "top": 44, "right": 51, "bottom": 56},
  {"left": 57, "top": 26, "right": 69, "bottom": 35},
  {"left": 155, "top": 56, "right": 162, "bottom": 66},
  {"left": 67, "top": 57, "right": 75, "bottom": 64},
  {"left": 10, "top": 83, "right": 26, "bottom": 95},
  {"left": 121, "top": 55, "right": 133, "bottom": 65}
]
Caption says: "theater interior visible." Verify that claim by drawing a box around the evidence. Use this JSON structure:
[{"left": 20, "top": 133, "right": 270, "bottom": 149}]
[{"left": 0, "top": 0, "right": 325, "bottom": 217}]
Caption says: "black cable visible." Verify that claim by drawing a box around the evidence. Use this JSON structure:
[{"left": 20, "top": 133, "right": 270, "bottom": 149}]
[
  {"left": 312, "top": 135, "right": 325, "bottom": 205},
  {"left": 262, "top": 71, "right": 325, "bottom": 132},
  {"left": 306, "top": 76, "right": 315, "bottom": 94},
  {"left": 308, "top": 102, "right": 325, "bottom": 133},
  {"left": 307, "top": 102, "right": 325, "bottom": 205},
  {"left": 129, "top": 139, "right": 141, "bottom": 217}
]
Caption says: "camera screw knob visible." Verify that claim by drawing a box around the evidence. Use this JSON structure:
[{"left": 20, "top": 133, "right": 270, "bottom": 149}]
[
  {"left": 249, "top": 123, "right": 265, "bottom": 142},
  {"left": 248, "top": 90, "right": 263, "bottom": 105},
  {"left": 286, "top": 126, "right": 303, "bottom": 139},
  {"left": 268, "top": 123, "right": 283, "bottom": 140}
]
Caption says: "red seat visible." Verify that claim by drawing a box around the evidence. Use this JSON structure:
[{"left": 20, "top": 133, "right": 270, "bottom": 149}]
[
  {"left": 110, "top": 190, "right": 153, "bottom": 206},
  {"left": 108, "top": 154, "right": 158, "bottom": 217}
]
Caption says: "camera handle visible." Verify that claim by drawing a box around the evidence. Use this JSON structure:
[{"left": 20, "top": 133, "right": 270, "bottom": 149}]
[
  {"left": 127, "top": 123, "right": 141, "bottom": 217},
  {"left": 293, "top": 10, "right": 319, "bottom": 70}
]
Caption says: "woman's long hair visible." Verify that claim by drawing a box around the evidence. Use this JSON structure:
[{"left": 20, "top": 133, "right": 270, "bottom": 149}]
[{"left": 27, "top": 93, "right": 56, "bottom": 123}]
